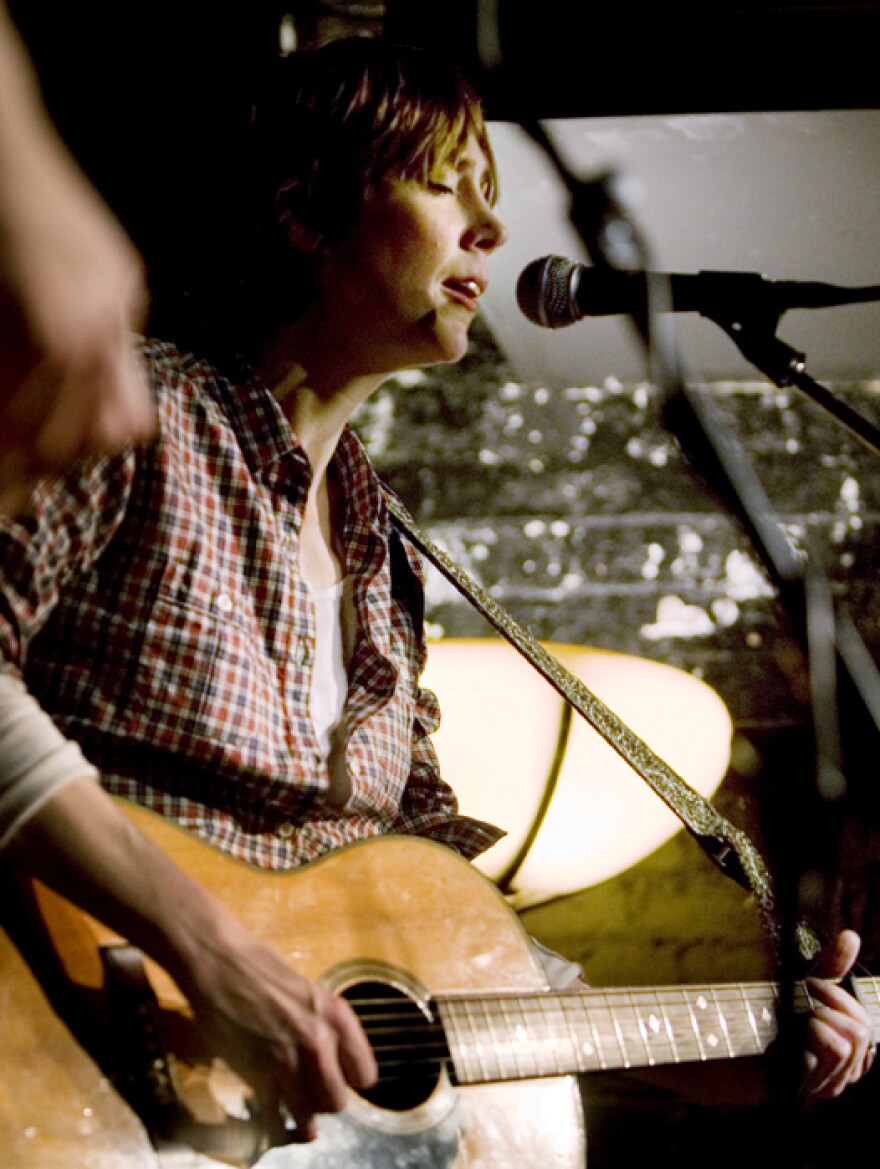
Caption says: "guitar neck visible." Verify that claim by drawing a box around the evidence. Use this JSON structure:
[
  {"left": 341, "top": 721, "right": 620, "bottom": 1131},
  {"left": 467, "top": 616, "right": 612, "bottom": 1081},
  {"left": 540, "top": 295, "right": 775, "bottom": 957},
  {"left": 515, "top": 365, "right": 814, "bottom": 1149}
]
[{"left": 436, "top": 975, "right": 880, "bottom": 1084}]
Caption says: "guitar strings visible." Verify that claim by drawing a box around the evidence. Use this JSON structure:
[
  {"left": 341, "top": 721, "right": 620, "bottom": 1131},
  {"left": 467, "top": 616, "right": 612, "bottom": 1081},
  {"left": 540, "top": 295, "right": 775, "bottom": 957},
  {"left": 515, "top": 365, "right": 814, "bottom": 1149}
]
[
  {"left": 348, "top": 982, "right": 855, "bottom": 1018},
  {"left": 345, "top": 978, "right": 880, "bottom": 1083}
]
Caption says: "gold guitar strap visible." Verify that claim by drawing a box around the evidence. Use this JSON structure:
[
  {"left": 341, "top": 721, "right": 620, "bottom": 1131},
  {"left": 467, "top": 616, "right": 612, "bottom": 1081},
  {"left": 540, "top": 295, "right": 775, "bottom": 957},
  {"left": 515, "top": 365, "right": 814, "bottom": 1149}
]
[{"left": 386, "top": 491, "right": 821, "bottom": 961}]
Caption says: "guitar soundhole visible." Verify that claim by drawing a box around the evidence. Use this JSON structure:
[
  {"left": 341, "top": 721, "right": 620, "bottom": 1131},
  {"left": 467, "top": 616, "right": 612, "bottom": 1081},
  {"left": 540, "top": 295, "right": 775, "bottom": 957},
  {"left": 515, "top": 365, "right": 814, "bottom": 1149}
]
[{"left": 343, "top": 980, "right": 447, "bottom": 1112}]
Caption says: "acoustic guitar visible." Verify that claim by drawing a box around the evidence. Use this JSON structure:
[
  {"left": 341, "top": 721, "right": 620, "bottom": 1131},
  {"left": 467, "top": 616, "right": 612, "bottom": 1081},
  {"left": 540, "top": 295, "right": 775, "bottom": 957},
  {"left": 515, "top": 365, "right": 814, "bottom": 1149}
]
[{"left": 2, "top": 801, "right": 879, "bottom": 1168}]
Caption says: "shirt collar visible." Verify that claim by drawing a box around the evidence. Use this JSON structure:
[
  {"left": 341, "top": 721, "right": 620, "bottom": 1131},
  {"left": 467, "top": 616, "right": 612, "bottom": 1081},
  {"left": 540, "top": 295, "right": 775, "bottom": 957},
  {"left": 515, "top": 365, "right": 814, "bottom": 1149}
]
[
  {"left": 209, "top": 355, "right": 312, "bottom": 491},
  {"left": 332, "top": 427, "right": 387, "bottom": 538}
]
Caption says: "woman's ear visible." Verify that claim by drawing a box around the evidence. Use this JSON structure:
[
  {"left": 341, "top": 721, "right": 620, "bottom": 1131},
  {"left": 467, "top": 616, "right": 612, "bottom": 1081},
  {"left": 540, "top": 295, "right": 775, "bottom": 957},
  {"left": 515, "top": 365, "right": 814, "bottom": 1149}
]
[{"left": 279, "top": 212, "right": 324, "bottom": 256}]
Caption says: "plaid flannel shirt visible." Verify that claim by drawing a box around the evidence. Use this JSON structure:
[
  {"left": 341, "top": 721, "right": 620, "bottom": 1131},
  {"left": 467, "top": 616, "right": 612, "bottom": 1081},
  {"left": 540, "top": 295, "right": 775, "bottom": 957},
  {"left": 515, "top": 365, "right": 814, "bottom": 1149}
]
[{"left": 0, "top": 339, "right": 503, "bottom": 869}]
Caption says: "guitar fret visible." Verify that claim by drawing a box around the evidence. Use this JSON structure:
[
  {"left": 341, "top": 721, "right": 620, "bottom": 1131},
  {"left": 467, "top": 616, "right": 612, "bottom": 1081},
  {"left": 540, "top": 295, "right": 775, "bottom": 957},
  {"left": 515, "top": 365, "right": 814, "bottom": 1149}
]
[
  {"left": 721, "top": 986, "right": 773, "bottom": 1055},
  {"left": 856, "top": 975, "right": 877, "bottom": 1012},
  {"left": 793, "top": 981, "right": 817, "bottom": 1016},
  {"left": 666, "top": 989, "right": 711, "bottom": 1062},
  {"left": 738, "top": 984, "right": 763, "bottom": 1053},
  {"left": 523, "top": 996, "right": 562, "bottom": 1078},
  {"left": 498, "top": 997, "right": 527, "bottom": 1080},
  {"left": 463, "top": 999, "right": 496, "bottom": 1082},
  {"left": 709, "top": 987, "right": 735, "bottom": 1058},
  {"left": 856, "top": 974, "right": 880, "bottom": 1040},
  {"left": 588, "top": 1006, "right": 609, "bottom": 1071},
  {"left": 594, "top": 994, "right": 634, "bottom": 1069},
  {"left": 523, "top": 999, "right": 548, "bottom": 1079},
  {"left": 442, "top": 1002, "right": 470, "bottom": 1083},
  {"left": 482, "top": 999, "right": 504, "bottom": 1081},
  {"left": 541, "top": 997, "right": 567, "bottom": 1076},
  {"left": 556, "top": 998, "right": 579, "bottom": 1072},
  {"left": 518, "top": 991, "right": 612, "bottom": 1070},
  {"left": 758, "top": 986, "right": 777, "bottom": 1047},
  {"left": 581, "top": 994, "right": 626, "bottom": 1069},
  {"left": 645, "top": 988, "right": 680, "bottom": 1065},
  {"left": 561, "top": 995, "right": 604, "bottom": 1072},
  {"left": 628, "top": 990, "right": 657, "bottom": 1066},
  {"left": 611, "top": 1014, "right": 629, "bottom": 1067},
  {"left": 564, "top": 995, "right": 609, "bottom": 1072},
  {"left": 609, "top": 990, "right": 672, "bottom": 1069},
  {"left": 658, "top": 991, "right": 682, "bottom": 1064},
  {"left": 683, "top": 990, "right": 709, "bottom": 1061},
  {"left": 653, "top": 989, "right": 683, "bottom": 1065}
]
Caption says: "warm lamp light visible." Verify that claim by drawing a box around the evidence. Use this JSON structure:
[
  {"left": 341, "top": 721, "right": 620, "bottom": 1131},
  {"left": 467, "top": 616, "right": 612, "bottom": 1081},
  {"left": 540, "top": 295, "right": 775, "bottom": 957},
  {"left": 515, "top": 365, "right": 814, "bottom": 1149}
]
[{"left": 422, "top": 639, "right": 733, "bottom": 908}]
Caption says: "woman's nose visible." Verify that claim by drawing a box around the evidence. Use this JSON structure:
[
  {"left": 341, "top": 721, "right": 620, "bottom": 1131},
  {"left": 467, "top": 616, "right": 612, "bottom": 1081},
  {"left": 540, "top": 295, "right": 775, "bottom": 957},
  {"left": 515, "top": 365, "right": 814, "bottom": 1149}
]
[{"left": 466, "top": 201, "right": 508, "bottom": 252}]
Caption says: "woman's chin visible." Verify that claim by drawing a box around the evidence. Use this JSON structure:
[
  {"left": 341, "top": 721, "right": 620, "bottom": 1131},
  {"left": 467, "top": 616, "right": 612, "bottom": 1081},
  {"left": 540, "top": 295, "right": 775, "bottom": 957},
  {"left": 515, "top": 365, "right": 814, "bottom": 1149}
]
[{"left": 431, "top": 319, "right": 475, "bottom": 365}]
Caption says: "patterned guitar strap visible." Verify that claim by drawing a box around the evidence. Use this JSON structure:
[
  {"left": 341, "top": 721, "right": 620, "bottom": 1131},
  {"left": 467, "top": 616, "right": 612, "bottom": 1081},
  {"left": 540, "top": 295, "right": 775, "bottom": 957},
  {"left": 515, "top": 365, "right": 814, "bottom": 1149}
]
[{"left": 386, "top": 491, "right": 821, "bottom": 963}]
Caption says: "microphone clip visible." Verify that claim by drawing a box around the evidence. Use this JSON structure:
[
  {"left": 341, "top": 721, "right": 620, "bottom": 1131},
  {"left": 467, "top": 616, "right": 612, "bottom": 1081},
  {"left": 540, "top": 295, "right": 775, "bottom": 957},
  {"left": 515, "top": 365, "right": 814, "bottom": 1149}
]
[{"left": 708, "top": 308, "right": 806, "bottom": 388}]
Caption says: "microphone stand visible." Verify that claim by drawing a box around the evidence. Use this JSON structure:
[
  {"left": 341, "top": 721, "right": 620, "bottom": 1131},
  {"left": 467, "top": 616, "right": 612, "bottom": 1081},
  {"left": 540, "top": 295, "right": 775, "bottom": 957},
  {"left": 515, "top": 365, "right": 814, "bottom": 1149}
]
[
  {"left": 514, "top": 120, "right": 880, "bottom": 1168},
  {"left": 696, "top": 302, "right": 880, "bottom": 459},
  {"left": 473, "top": 11, "right": 878, "bottom": 1152}
]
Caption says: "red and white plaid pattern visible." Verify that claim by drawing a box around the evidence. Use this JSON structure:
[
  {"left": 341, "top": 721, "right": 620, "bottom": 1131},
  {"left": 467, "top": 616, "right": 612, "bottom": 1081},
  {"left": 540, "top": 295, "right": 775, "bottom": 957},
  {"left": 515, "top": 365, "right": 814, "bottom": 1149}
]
[{"left": 0, "top": 339, "right": 503, "bottom": 869}]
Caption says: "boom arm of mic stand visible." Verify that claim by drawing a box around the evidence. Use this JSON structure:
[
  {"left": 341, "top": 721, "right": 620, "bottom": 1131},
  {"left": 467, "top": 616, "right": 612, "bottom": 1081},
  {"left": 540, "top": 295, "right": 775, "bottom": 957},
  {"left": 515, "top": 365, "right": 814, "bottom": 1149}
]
[{"left": 705, "top": 309, "right": 880, "bottom": 459}]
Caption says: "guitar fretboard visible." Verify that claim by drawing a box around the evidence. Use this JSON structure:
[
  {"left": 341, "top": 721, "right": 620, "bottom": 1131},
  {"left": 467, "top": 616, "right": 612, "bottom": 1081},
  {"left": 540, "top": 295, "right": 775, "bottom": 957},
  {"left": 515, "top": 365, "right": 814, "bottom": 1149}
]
[{"left": 436, "top": 975, "right": 880, "bottom": 1085}]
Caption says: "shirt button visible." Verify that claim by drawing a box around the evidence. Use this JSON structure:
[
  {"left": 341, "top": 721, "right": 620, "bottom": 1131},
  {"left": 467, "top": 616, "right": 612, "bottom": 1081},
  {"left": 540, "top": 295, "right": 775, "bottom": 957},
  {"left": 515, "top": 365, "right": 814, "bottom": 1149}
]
[
  {"left": 277, "top": 822, "right": 295, "bottom": 839},
  {"left": 215, "top": 593, "right": 234, "bottom": 614}
]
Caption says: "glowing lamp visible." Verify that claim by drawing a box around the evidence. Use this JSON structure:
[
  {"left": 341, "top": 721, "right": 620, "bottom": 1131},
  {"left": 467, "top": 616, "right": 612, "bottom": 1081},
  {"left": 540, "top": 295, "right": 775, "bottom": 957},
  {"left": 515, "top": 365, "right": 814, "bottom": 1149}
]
[{"left": 422, "top": 640, "right": 732, "bottom": 908}]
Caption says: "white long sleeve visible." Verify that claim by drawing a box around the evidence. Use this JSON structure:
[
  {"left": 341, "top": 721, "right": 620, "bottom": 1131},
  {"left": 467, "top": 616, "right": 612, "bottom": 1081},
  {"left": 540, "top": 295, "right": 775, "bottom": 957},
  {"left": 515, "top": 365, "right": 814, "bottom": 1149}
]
[{"left": 0, "top": 671, "right": 97, "bottom": 849}]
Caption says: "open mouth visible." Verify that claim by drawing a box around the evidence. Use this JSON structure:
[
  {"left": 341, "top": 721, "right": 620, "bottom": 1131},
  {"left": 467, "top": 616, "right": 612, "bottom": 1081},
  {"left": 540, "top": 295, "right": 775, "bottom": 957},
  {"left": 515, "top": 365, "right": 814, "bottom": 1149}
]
[{"left": 443, "top": 278, "right": 482, "bottom": 310}]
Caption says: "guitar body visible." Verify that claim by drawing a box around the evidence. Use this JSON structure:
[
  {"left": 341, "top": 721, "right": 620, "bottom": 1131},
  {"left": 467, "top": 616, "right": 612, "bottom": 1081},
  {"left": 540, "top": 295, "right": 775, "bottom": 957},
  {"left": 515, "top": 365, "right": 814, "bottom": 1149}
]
[
  {"left": 0, "top": 920, "right": 158, "bottom": 1168},
  {"left": 0, "top": 807, "right": 585, "bottom": 1168}
]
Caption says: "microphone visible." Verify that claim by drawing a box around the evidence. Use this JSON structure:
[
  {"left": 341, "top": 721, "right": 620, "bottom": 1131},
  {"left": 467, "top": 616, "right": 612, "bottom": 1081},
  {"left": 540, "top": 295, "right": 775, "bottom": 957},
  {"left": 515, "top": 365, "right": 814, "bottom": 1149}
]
[{"left": 516, "top": 254, "right": 880, "bottom": 329}]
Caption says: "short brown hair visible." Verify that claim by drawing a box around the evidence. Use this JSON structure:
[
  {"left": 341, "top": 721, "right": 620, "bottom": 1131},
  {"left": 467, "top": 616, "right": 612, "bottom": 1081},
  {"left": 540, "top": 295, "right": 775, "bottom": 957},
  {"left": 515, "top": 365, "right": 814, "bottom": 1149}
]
[
  {"left": 253, "top": 37, "right": 497, "bottom": 243},
  {"left": 150, "top": 38, "right": 496, "bottom": 366},
  {"left": 238, "top": 37, "right": 497, "bottom": 342}
]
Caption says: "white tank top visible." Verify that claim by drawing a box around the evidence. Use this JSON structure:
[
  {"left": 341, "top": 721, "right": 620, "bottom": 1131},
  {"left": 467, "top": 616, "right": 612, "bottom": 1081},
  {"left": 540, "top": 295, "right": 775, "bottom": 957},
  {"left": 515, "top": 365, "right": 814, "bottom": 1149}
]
[{"left": 307, "top": 578, "right": 349, "bottom": 757}]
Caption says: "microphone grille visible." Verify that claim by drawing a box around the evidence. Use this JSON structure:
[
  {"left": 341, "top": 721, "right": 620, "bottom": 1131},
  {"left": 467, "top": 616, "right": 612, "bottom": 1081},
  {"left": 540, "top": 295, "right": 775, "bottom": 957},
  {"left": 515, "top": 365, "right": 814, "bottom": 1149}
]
[{"left": 516, "top": 255, "right": 581, "bottom": 328}]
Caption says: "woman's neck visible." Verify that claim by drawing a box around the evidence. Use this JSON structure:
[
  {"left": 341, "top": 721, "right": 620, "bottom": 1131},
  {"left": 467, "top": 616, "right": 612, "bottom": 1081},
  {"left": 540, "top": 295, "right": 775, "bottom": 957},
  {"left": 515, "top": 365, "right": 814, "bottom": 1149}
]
[
  {"left": 256, "top": 318, "right": 385, "bottom": 482},
  {"left": 256, "top": 320, "right": 387, "bottom": 590}
]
